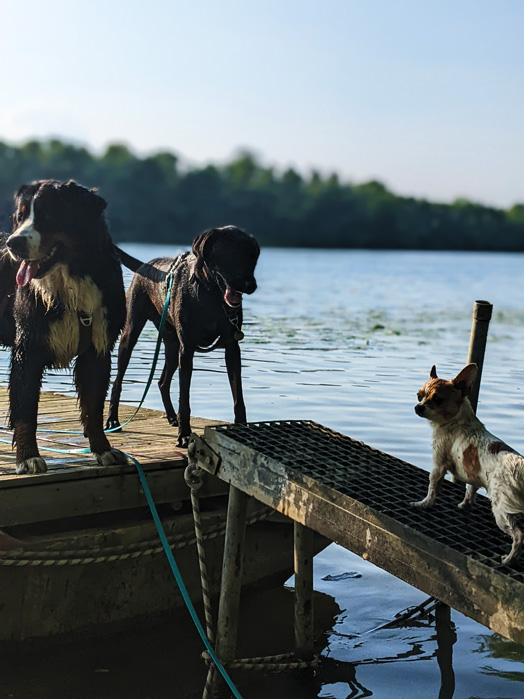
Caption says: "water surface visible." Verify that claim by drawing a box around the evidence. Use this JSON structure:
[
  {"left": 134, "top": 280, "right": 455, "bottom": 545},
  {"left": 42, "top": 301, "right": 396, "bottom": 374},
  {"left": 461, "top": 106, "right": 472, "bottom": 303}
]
[{"left": 3, "top": 246, "right": 524, "bottom": 698}]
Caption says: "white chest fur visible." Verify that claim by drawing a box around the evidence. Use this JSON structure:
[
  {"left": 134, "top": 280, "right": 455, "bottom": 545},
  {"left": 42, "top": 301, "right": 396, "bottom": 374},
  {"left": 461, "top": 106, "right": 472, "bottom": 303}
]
[{"left": 32, "top": 265, "right": 108, "bottom": 367}]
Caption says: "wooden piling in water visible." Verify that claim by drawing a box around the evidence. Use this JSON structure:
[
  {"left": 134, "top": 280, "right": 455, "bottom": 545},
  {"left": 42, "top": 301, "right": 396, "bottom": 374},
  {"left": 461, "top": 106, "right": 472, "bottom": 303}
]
[
  {"left": 467, "top": 299, "right": 493, "bottom": 412},
  {"left": 294, "top": 522, "right": 314, "bottom": 661},
  {"left": 435, "top": 602, "right": 456, "bottom": 699},
  {"left": 441, "top": 299, "right": 493, "bottom": 633},
  {"left": 207, "top": 485, "right": 249, "bottom": 698}
]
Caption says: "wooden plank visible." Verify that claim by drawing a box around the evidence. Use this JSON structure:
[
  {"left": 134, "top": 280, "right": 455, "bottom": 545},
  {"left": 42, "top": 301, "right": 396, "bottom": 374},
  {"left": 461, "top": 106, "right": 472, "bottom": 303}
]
[
  {"left": 194, "top": 425, "right": 524, "bottom": 645},
  {"left": 0, "top": 388, "right": 225, "bottom": 525},
  {"left": 0, "top": 464, "right": 228, "bottom": 527}
]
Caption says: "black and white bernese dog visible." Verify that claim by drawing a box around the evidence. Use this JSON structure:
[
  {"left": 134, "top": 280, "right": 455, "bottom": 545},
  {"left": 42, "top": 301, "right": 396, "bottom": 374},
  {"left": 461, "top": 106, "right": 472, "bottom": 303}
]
[{"left": 1, "top": 179, "right": 127, "bottom": 474}]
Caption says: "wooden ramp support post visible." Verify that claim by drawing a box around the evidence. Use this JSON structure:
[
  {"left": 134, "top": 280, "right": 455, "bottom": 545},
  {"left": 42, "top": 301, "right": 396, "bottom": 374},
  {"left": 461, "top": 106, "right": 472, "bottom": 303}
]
[
  {"left": 435, "top": 298, "right": 493, "bottom": 678},
  {"left": 467, "top": 300, "right": 493, "bottom": 412},
  {"left": 294, "top": 522, "right": 314, "bottom": 661},
  {"left": 207, "top": 485, "right": 249, "bottom": 699},
  {"left": 435, "top": 602, "right": 456, "bottom": 699}
]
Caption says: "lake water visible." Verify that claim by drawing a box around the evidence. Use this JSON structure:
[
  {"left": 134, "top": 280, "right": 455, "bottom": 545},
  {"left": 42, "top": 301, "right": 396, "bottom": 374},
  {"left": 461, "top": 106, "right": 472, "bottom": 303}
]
[{"left": 4, "top": 245, "right": 524, "bottom": 698}]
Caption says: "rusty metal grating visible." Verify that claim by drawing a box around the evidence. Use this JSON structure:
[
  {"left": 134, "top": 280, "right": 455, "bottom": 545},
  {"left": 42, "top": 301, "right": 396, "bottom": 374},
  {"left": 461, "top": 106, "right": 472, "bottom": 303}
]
[{"left": 212, "top": 420, "right": 524, "bottom": 583}]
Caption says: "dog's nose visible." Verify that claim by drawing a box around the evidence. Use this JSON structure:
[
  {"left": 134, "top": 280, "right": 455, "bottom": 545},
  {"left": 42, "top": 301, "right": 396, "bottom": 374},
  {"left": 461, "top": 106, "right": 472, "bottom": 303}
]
[
  {"left": 243, "top": 278, "right": 257, "bottom": 294},
  {"left": 414, "top": 404, "right": 425, "bottom": 416},
  {"left": 6, "top": 235, "right": 28, "bottom": 258}
]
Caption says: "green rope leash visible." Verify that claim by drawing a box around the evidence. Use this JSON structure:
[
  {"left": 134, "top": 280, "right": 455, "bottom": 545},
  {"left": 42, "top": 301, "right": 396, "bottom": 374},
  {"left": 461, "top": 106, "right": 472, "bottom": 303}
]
[{"left": 127, "top": 452, "right": 243, "bottom": 699}]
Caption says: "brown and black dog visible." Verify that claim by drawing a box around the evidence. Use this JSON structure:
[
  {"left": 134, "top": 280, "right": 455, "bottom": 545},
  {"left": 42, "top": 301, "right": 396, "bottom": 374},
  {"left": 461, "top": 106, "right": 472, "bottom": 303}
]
[
  {"left": 107, "top": 226, "right": 260, "bottom": 446},
  {"left": 3, "top": 179, "right": 128, "bottom": 474}
]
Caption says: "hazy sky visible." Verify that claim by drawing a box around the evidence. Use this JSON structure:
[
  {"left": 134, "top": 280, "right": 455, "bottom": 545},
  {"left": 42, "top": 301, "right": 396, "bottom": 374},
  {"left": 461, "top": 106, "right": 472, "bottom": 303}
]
[{"left": 1, "top": 0, "right": 522, "bottom": 208}]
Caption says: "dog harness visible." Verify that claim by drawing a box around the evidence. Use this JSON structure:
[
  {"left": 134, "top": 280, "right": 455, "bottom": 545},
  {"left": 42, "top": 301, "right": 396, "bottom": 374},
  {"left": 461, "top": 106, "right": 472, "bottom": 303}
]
[{"left": 77, "top": 311, "right": 93, "bottom": 356}]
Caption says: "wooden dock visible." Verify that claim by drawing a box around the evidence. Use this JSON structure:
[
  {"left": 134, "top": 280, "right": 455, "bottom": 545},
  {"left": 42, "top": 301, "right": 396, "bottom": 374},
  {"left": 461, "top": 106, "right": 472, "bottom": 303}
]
[
  {"left": 189, "top": 419, "right": 524, "bottom": 651},
  {"left": 0, "top": 390, "right": 327, "bottom": 645},
  {"left": 0, "top": 387, "right": 223, "bottom": 524}
]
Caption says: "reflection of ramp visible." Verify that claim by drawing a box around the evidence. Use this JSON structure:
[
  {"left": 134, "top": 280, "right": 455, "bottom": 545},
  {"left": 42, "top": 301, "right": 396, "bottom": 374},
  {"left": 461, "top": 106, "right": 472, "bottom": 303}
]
[{"left": 191, "top": 419, "right": 524, "bottom": 644}]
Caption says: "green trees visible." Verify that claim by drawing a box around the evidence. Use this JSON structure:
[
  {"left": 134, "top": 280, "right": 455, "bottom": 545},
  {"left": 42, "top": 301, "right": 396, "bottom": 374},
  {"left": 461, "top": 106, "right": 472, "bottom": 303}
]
[{"left": 0, "top": 138, "right": 522, "bottom": 250}]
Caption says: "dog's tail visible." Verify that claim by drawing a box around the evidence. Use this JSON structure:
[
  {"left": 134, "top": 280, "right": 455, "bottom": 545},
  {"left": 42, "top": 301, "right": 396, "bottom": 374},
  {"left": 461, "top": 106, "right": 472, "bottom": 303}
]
[{"left": 113, "top": 245, "right": 144, "bottom": 272}]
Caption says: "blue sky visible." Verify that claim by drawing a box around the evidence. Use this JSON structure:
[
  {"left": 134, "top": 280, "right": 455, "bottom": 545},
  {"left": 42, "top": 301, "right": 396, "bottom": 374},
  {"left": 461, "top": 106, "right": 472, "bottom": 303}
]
[{"left": 1, "top": 0, "right": 522, "bottom": 208}]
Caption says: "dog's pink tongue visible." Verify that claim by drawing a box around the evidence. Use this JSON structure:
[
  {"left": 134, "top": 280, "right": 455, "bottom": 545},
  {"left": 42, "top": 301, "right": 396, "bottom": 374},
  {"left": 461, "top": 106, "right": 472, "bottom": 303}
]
[
  {"left": 225, "top": 286, "right": 242, "bottom": 307},
  {"left": 16, "top": 260, "right": 38, "bottom": 288}
]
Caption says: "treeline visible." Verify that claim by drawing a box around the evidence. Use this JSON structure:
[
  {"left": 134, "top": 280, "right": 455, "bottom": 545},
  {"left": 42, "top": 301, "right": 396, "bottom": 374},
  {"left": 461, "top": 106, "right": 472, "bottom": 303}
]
[{"left": 0, "top": 139, "right": 523, "bottom": 250}]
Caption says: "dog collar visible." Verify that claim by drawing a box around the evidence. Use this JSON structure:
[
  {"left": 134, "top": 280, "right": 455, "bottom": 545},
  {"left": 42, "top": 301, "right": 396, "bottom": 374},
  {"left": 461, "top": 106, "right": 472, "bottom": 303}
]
[{"left": 223, "top": 305, "right": 244, "bottom": 341}]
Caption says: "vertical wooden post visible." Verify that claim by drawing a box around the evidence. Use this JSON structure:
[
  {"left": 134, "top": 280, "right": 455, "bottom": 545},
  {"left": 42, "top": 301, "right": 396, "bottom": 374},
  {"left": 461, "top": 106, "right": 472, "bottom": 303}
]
[
  {"left": 433, "top": 299, "right": 493, "bottom": 691},
  {"left": 435, "top": 602, "right": 456, "bottom": 699},
  {"left": 466, "top": 300, "right": 493, "bottom": 412},
  {"left": 294, "top": 522, "right": 314, "bottom": 661},
  {"left": 206, "top": 485, "right": 249, "bottom": 698}
]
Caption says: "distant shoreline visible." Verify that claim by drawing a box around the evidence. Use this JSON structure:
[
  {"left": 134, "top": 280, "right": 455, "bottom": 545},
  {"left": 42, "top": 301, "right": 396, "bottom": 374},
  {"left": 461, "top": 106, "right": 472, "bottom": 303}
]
[{"left": 1, "top": 139, "right": 523, "bottom": 252}]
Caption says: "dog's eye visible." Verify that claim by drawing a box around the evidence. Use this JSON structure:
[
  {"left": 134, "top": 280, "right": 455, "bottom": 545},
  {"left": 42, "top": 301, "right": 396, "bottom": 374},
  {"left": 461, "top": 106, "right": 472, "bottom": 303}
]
[{"left": 432, "top": 396, "right": 443, "bottom": 406}]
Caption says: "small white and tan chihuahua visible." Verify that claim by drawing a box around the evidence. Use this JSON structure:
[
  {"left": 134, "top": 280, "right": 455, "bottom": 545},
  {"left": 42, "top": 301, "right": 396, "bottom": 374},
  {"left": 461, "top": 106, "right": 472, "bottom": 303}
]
[{"left": 413, "top": 363, "right": 524, "bottom": 566}]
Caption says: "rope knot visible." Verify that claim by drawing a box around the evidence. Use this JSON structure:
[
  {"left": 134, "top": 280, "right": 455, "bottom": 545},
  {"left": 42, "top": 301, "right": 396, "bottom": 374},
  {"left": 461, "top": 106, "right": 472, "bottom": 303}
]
[{"left": 184, "top": 463, "right": 206, "bottom": 491}]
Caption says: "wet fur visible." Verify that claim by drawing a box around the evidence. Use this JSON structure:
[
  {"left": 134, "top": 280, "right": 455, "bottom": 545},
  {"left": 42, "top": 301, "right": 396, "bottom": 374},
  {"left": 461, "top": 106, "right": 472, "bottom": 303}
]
[
  {"left": 3, "top": 179, "right": 127, "bottom": 474},
  {"left": 0, "top": 241, "right": 17, "bottom": 347},
  {"left": 414, "top": 363, "right": 524, "bottom": 565},
  {"left": 107, "top": 226, "right": 260, "bottom": 447}
]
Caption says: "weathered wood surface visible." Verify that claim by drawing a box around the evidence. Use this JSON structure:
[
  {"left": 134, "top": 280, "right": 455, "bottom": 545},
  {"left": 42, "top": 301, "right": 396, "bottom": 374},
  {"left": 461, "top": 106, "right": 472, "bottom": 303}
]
[
  {"left": 0, "top": 392, "right": 332, "bottom": 645},
  {"left": 191, "top": 421, "right": 524, "bottom": 645},
  {"left": 0, "top": 387, "right": 226, "bottom": 526}
]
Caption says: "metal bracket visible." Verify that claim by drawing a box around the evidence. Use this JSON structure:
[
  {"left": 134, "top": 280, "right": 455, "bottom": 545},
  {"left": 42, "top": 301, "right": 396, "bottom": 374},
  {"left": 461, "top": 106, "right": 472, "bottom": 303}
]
[
  {"left": 187, "top": 433, "right": 221, "bottom": 476},
  {"left": 79, "top": 313, "right": 93, "bottom": 327}
]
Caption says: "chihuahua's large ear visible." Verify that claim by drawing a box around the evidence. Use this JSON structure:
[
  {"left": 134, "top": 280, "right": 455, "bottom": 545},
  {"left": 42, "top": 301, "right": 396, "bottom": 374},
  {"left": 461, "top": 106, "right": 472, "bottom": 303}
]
[
  {"left": 430, "top": 365, "right": 438, "bottom": 379},
  {"left": 452, "top": 363, "right": 478, "bottom": 396}
]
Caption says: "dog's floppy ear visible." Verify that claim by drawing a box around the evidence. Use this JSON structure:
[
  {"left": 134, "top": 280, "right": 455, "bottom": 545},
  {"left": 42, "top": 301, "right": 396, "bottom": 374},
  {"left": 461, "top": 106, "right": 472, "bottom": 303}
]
[
  {"left": 14, "top": 183, "right": 38, "bottom": 204},
  {"left": 13, "top": 182, "right": 39, "bottom": 209},
  {"left": 64, "top": 180, "right": 107, "bottom": 220},
  {"left": 452, "top": 363, "right": 478, "bottom": 396},
  {"left": 12, "top": 183, "right": 39, "bottom": 230},
  {"left": 192, "top": 228, "right": 217, "bottom": 277},
  {"left": 430, "top": 365, "right": 438, "bottom": 379}
]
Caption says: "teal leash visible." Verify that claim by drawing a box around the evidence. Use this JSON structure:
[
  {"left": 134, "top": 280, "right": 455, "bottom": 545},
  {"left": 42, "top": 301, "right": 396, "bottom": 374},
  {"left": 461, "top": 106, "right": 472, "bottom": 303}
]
[{"left": 127, "top": 453, "right": 243, "bottom": 699}]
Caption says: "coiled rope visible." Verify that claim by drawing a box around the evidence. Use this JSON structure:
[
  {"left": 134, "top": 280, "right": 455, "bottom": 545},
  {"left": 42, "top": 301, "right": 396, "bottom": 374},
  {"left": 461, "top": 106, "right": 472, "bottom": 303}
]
[
  {"left": 0, "top": 507, "right": 272, "bottom": 568},
  {"left": 184, "top": 459, "right": 319, "bottom": 699}
]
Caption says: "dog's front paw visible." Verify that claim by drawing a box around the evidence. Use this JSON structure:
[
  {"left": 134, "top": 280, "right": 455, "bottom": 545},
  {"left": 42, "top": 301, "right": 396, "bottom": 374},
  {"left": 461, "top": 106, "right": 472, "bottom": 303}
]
[
  {"left": 457, "top": 500, "right": 473, "bottom": 510},
  {"left": 105, "top": 418, "right": 122, "bottom": 433},
  {"left": 96, "top": 449, "right": 128, "bottom": 467},
  {"left": 177, "top": 434, "right": 190, "bottom": 449},
  {"left": 410, "top": 499, "right": 431, "bottom": 509},
  {"left": 166, "top": 413, "right": 179, "bottom": 427},
  {"left": 16, "top": 457, "right": 47, "bottom": 475}
]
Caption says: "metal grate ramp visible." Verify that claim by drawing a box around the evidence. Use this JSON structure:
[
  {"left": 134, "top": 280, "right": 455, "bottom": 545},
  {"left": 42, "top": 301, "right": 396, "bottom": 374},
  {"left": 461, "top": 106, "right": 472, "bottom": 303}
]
[{"left": 191, "top": 419, "right": 524, "bottom": 644}]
